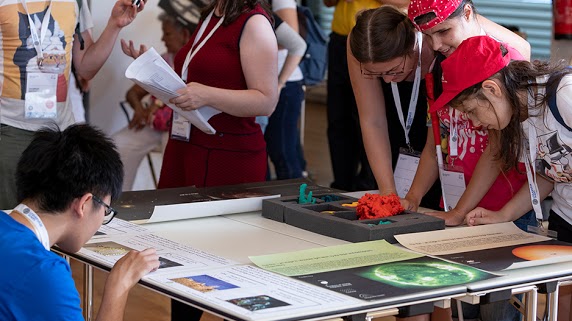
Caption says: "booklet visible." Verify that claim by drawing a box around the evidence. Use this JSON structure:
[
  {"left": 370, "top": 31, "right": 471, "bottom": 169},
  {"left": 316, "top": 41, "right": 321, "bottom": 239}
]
[
  {"left": 395, "top": 222, "right": 572, "bottom": 271},
  {"left": 125, "top": 47, "right": 221, "bottom": 134}
]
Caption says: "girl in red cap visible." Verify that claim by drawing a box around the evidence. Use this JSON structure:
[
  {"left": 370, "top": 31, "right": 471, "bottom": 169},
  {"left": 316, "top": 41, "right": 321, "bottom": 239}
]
[
  {"left": 437, "top": 34, "right": 572, "bottom": 321},
  {"left": 348, "top": 3, "right": 530, "bottom": 321},
  {"left": 403, "top": 0, "right": 533, "bottom": 230}
]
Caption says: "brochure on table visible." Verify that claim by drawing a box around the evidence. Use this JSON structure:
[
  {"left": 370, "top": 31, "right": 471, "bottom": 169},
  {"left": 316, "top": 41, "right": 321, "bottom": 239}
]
[
  {"left": 114, "top": 178, "right": 337, "bottom": 224},
  {"left": 395, "top": 222, "right": 572, "bottom": 271},
  {"left": 250, "top": 240, "right": 496, "bottom": 301},
  {"left": 93, "top": 218, "right": 149, "bottom": 239},
  {"left": 79, "top": 226, "right": 365, "bottom": 321}
]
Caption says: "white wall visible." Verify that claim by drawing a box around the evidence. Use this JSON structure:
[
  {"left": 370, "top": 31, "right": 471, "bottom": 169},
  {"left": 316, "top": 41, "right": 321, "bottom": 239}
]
[{"left": 88, "top": 1, "right": 166, "bottom": 135}]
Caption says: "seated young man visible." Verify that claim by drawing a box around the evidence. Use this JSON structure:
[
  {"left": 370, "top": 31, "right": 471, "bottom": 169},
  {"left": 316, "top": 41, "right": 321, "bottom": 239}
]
[{"left": 0, "top": 124, "right": 160, "bottom": 320}]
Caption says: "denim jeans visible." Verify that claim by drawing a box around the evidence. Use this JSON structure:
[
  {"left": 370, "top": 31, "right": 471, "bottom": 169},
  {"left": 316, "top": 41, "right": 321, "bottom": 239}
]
[
  {"left": 513, "top": 210, "right": 537, "bottom": 232},
  {"left": 265, "top": 80, "right": 306, "bottom": 179}
]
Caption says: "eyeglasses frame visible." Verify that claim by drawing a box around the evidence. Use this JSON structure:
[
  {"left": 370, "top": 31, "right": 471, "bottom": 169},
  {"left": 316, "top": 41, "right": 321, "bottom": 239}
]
[
  {"left": 360, "top": 55, "right": 409, "bottom": 78},
  {"left": 92, "top": 194, "right": 117, "bottom": 225}
]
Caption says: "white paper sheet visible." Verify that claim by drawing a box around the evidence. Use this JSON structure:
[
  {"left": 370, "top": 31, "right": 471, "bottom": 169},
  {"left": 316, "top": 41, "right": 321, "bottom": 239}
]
[
  {"left": 125, "top": 48, "right": 221, "bottom": 134},
  {"left": 395, "top": 222, "right": 550, "bottom": 255},
  {"left": 144, "top": 265, "right": 362, "bottom": 321},
  {"left": 92, "top": 218, "right": 149, "bottom": 239},
  {"left": 80, "top": 233, "right": 237, "bottom": 273},
  {"left": 146, "top": 195, "right": 280, "bottom": 223}
]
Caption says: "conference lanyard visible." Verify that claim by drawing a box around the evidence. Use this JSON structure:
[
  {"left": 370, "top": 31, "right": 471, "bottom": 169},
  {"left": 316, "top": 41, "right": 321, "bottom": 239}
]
[
  {"left": 449, "top": 107, "right": 459, "bottom": 157},
  {"left": 13, "top": 203, "right": 51, "bottom": 251},
  {"left": 390, "top": 31, "right": 423, "bottom": 149},
  {"left": 524, "top": 87, "right": 544, "bottom": 223},
  {"left": 20, "top": 0, "right": 53, "bottom": 68},
  {"left": 181, "top": 10, "right": 225, "bottom": 81}
]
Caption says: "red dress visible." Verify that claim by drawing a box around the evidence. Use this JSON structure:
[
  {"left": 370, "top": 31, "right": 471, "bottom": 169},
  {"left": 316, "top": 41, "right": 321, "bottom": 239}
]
[{"left": 158, "top": 5, "right": 270, "bottom": 189}]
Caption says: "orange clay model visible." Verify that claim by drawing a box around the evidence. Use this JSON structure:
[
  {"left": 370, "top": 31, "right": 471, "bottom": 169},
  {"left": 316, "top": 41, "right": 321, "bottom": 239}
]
[{"left": 356, "top": 193, "right": 404, "bottom": 220}]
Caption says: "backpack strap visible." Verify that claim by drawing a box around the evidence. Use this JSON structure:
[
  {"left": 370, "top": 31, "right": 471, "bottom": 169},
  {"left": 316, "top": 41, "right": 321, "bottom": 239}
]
[{"left": 547, "top": 68, "right": 572, "bottom": 131}]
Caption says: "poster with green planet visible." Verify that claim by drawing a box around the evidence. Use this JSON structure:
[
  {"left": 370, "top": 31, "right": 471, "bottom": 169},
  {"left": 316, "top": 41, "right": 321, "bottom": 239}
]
[{"left": 295, "top": 257, "right": 496, "bottom": 301}]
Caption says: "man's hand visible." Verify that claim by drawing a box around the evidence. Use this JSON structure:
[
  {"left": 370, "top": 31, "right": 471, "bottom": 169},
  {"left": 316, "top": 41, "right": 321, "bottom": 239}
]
[
  {"left": 107, "top": 248, "right": 159, "bottom": 295},
  {"left": 109, "top": 0, "right": 147, "bottom": 29},
  {"left": 426, "top": 208, "right": 465, "bottom": 226},
  {"left": 121, "top": 39, "right": 148, "bottom": 59}
]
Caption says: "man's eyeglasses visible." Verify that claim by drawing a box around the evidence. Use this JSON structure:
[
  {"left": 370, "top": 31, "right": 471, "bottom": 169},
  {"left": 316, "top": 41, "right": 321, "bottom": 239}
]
[
  {"left": 92, "top": 195, "right": 117, "bottom": 225},
  {"left": 361, "top": 55, "right": 408, "bottom": 79}
]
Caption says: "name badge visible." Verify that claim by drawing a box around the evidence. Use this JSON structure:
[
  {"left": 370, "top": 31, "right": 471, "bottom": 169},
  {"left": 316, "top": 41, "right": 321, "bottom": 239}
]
[
  {"left": 394, "top": 148, "right": 421, "bottom": 198},
  {"left": 440, "top": 164, "right": 466, "bottom": 211},
  {"left": 25, "top": 73, "right": 57, "bottom": 119},
  {"left": 171, "top": 112, "right": 191, "bottom": 142}
]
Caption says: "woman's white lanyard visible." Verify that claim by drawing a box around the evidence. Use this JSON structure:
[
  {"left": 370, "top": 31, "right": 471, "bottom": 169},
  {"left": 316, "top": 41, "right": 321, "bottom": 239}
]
[
  {"left": 20, "top": 0, "right": 53, "bottom": 67},
  {"left": 390, "top": 31, "right": 423, "bottom": 149},
  {"left": 13, "top": 203, "right": 51, "bottom": 251},
  {"left": 524, "top": 91, "right": 544, "bottom": 223},
  {"left": 181, "top": 10, "right": 225, "bottom": 81}
]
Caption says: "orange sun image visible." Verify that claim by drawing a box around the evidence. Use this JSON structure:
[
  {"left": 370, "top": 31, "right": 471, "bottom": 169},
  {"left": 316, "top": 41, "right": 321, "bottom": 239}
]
[{"left": 512, "top": 245, "right": 572, "bottom": 261}]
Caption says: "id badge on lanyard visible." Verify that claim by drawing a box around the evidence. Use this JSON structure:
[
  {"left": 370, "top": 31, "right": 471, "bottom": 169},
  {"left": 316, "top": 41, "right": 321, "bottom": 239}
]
[
  {"left": 440, "top": 162, "right": 465, "bottom": 211},
  {"left": 171, "top": 112, "right": 191, "bottom": 142},
  {"left": 391, "top": 32, "right": 423, "bottom": 198},
  {"left": 395, "top": 148, "right": 421, "bottom": 198},
  {"left": 171, "top": 11, "right": 224, "bottom": 141},
  {"left": 21, "top": 0, "right": 62, "bottom": 119}
]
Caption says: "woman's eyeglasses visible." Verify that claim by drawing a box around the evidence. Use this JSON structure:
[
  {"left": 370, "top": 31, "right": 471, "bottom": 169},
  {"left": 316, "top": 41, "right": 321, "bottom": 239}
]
[
  {"left": 360, "top": 55, "right": 408, "bottom": 79},
  {"left": 92, "top": 195, "right": 117, "bottom": 225}
]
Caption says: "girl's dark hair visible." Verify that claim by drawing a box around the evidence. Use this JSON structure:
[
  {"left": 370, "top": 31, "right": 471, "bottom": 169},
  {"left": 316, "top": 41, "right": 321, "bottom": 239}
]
[
  {"left": 350, "top": 6, "right": 416, "bottom": 63},
  {"left": 450, "top": 56, "right": 572, "bottom": 171},
  {"left": 413, "top": 0, "right": 476, "bottom": 29},
  {"left": 201, "top": 0, "right": 272, "bottom": 26}
]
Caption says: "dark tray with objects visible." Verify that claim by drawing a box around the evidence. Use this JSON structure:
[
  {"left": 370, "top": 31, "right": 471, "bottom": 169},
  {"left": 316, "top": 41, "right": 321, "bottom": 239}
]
[{"left": 262, "top": 193, "right": 445, "bottom": 243}]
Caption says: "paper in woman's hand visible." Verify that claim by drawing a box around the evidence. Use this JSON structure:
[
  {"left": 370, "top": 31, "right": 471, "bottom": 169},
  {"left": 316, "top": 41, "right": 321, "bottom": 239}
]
[{"left": 125, "top": 48, "right": 220, "bottom": 134}]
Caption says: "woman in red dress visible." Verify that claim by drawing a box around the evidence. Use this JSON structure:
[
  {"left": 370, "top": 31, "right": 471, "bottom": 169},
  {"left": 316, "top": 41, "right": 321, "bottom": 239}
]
[
  {"left": 162, "top": 2, "right": 277, "bottom": 319},
  {"left": 161, "top": 0, "right": 278, "bottom": 189}
]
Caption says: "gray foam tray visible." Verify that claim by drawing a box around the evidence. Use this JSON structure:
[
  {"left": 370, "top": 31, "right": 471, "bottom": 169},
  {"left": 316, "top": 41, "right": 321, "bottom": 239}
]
[{"left": 262, "top": 194, "right": 445, "bottom": 243}]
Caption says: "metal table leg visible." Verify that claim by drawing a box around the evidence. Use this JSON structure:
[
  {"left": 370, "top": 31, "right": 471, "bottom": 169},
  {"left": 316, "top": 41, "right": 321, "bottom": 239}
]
[{"left": 83, "top": 264, "right": 94, "bottom": 321}]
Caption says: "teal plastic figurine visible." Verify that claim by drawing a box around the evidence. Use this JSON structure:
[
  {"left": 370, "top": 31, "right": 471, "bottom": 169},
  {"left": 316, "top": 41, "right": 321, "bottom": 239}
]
[{"left": 298, "top": 183, "right": 317, "bottom": 204}]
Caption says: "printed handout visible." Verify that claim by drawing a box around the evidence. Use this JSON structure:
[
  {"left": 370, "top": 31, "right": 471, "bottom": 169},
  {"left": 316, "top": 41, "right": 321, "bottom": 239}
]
[
  {"left": 125, "top": 48, "right": 220, "bottom": 134},
  {"left": 144, "top": 265, "right": 363, "bottom": 321},
  {"left": 80, "top": 233, "right": 236, "bottom": 274},
  {"left": 395, "top": 222, "right": 572, "bottom": 271},
  {"left": 92, "top": 218, "right": 149, "bottom": 239}
]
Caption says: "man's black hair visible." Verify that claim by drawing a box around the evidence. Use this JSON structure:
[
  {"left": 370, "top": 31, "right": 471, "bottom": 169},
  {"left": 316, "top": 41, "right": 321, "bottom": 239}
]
[{"left": 16, "top": 124, "right": 123, "bottom": 213}]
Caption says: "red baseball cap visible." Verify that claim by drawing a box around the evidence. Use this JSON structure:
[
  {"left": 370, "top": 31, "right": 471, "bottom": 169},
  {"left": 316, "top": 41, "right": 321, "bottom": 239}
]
[
  {"left": 408, "top": 0, "right": 461, "bottom": 31},
  {"left": 430, "top": 36, "right": 511, "bottom": 113}
]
